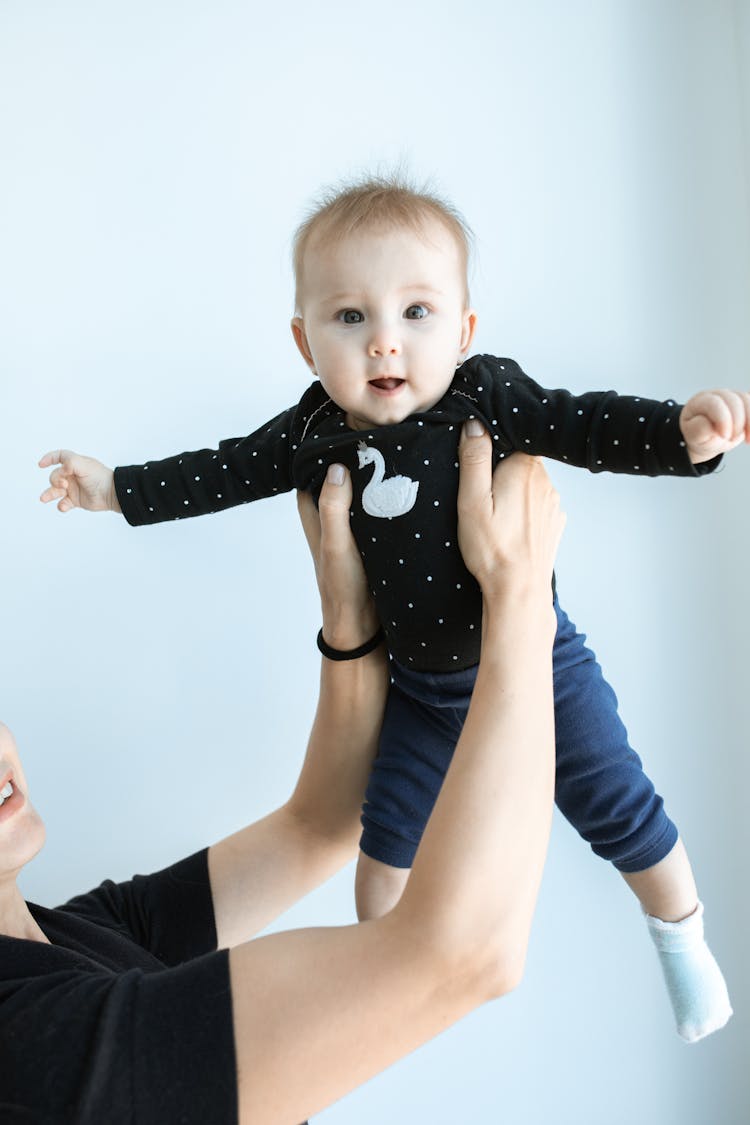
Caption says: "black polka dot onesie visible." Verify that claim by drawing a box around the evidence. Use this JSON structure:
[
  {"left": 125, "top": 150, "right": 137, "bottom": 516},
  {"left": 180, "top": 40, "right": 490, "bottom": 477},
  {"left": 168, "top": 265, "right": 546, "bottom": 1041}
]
[{"left": 115, "top": 355, "right": 721, "bottom": 871}]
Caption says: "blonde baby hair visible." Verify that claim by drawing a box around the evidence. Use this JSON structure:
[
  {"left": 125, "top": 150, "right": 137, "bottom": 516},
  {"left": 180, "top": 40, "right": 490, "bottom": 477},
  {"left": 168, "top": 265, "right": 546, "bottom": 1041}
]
[{"left": 292, "top": 171, "right": 473, "bottom": 311}]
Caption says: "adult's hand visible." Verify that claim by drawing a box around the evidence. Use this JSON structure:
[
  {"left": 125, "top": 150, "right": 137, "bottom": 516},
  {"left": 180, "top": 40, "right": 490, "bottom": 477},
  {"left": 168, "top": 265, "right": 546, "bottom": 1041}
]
[
  {"left": 297, "top": 464, "right": 380, "bottom": 651},
  {"left": 457, "top": 420, "right": 564, "bottom": 604}
]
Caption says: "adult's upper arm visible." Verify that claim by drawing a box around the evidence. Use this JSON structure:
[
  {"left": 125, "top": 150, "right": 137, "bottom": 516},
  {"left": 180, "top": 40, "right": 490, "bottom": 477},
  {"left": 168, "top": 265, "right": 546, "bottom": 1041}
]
[{"left": 61, "top": 849, "right": 218, "bottom": 965}]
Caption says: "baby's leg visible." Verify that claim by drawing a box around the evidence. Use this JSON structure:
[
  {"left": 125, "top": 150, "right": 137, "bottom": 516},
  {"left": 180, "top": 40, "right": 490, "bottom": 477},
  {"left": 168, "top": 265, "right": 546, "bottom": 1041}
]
[
  {"left": 620, "top": 839, "right": 732, "bottom": 1042},
  {"left": 552, "top": 598, "right": 732, "bottom": 1042},
  {"left": 620, "top": 835, "right": 697, "bottom": 921},
  {"left": 357, "top": 664, "right": 472, "bottom": 919},
  {"left": 356, "top": 852, "right": 410, "bottom": 920}
]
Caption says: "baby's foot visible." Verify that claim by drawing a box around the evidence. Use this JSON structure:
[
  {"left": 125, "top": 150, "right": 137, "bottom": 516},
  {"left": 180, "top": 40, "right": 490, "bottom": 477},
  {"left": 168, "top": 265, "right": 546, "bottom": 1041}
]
[{"left": 645, "top": 901, "right": 733, "bottom": 1043}]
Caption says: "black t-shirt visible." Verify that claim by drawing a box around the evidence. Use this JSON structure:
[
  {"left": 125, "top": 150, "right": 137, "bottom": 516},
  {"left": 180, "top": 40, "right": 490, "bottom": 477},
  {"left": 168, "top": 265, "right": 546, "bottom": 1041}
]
[{"left": 0, "top": 849, "right": 237, "bottom": 1124}]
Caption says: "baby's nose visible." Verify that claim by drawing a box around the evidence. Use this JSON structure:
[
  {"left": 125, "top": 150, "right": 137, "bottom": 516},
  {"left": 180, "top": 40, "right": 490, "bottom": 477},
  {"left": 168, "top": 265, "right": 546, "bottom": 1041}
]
[{"left": 367, "top": 332, "right": 402, "bottom": 358}]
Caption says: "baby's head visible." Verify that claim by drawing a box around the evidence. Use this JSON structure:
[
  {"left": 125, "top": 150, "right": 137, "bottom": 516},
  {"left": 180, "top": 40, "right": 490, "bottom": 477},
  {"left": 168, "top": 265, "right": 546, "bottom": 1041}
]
[{"left": 291, "top": 174, "right": 477, "bottom": 431}]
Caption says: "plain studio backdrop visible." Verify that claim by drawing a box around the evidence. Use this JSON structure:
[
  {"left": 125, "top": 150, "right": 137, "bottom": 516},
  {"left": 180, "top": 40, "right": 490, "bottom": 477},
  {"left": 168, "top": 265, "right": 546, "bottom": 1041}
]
[{"left": 1, "top": 2, "right": 748, "bottom": 1122}]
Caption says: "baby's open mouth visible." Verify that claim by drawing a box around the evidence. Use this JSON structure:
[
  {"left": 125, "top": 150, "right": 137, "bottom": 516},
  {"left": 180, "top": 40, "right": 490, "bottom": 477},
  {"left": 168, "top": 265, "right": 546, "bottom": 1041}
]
[{"left": 369, "top": 378, "right": 405, "bottom": 392}]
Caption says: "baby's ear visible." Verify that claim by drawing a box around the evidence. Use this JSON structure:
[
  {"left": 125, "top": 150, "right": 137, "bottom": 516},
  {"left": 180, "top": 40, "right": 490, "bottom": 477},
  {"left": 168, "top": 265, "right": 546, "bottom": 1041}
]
[
  {"left": 460, "top": 308, "right": 478, "bottom": 358},
  {"left": 291, "top": 317, "right": 317, "bottom": 375}
]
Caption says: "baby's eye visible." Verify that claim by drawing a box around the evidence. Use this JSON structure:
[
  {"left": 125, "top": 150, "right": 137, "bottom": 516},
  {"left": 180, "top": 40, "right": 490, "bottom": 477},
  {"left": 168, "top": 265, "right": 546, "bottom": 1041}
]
[
  {"left": 404, "top": 304, "right": 428, "bottom": 320},
  {"left": 338, "top": 309, "right": 363, "bottom": 324}
]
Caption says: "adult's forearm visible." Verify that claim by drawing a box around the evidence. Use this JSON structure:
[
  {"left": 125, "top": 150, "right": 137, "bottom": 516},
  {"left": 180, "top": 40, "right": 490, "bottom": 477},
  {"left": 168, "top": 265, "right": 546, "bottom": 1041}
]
[
  {"left": 287, "top": 647, "right": 388, "bottom": 838},
  {"left": 397, "top": 585, "right": 557, "bottom": 989},
  {"left": 209, "top": 644, "right": 388, "bottom": 949},
  {"left": 208, "top": 805, "right": 349, "bottom": 949}
]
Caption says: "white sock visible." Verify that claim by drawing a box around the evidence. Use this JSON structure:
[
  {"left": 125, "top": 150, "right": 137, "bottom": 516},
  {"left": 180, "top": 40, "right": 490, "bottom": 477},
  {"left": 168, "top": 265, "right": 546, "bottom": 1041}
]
[{"left": 645, "top": 901, "right": 733, "bottom": 1043}]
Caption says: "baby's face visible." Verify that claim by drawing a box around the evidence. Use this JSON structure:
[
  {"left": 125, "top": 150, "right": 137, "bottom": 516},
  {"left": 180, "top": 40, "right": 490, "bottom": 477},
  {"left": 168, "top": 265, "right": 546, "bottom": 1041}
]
[{"left": 292, "top": 220, "right": 476, "bottom": 430}]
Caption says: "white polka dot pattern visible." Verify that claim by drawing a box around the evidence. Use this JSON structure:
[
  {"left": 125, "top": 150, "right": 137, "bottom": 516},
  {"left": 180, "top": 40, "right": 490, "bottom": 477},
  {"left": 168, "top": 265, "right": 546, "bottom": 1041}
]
[{"left": 113, "top": 355, "right": 716, "bottom": 671}]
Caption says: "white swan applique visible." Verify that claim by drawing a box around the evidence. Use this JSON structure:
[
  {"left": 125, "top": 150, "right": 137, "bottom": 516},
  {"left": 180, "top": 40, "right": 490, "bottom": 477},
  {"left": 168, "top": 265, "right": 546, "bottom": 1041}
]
[{"left": 357, "top": 442, "right": 419, "bottom": 519}]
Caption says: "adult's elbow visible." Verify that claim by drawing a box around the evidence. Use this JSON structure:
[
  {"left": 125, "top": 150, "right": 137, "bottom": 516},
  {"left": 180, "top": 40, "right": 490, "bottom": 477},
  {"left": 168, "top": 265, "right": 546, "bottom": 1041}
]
[
  {"left": 432, "top": 933, "right": 529, "bottom": 1010},
  {"left": 282, "top": 797, "right": 361, "bottom": 866},
  {"left": 480, "top": 944, "right": 528, "bottom": 1001},
  {"left": 394, "top": 894, "right": 532, "bottom": 1008}
]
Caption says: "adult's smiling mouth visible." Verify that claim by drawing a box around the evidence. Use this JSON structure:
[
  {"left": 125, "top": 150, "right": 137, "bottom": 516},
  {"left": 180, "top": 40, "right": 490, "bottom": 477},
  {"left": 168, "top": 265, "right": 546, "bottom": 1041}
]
[{"left": 0, "top": 772, "right": 24, "bottom": 821}]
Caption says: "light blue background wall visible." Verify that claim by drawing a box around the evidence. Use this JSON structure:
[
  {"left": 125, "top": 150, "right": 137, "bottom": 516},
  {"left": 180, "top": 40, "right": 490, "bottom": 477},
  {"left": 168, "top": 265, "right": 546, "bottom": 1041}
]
[{"left": 1, "top": 1, "right": 748, "bottom": 1122}]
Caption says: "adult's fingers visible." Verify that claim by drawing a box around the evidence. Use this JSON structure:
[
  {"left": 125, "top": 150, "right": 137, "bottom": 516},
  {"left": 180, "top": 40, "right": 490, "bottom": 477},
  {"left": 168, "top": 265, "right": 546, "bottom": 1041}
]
[
  {"left": 493, "top": 455, "right": 565, "bottom": 572},
  {"left": 456, "top": 415, "right": 564, "bottom": 588},
  {"left": 296, "top": 464, "right": 354, "bottom": 573},
  {"left": 456, "top": 420, "right": 494, "bottom": 522},
  {"left": 296, "top": 490, "right": 321, "bottom": 561},
  {"left": 492, "top": 449, "right": 548, "bottom": 497},
  {"left": 308, "top": 465, "right": 375, "bottom": 640},
  {"left": 316, "top": 464, "right": 354, "bottom": 557}
]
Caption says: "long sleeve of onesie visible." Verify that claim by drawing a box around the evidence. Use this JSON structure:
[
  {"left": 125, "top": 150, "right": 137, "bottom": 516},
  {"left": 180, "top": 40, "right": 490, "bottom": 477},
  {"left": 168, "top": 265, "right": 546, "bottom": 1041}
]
[
  {"left": 111, "top": 357, "right": 722, "bottom": 670},
  {"left": 114, "top": 404, "right": 299, "bottom": 526},
  {"left": 463, "top": 355, "right": 721, "bottom": 477}
]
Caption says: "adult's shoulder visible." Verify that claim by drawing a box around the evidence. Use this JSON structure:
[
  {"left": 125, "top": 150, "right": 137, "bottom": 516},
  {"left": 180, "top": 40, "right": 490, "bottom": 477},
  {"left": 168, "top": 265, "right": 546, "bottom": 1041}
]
[
  {"left": 0, "top": 930, "right": 235, "bottom": 1125},
  {"left": 58, "top": 848, "right": 217, "bottom": 966}
]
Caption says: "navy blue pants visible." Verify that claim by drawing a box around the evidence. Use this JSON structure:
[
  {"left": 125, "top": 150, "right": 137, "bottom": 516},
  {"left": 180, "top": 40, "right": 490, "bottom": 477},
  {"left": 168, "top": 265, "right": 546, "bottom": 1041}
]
[{"left": 360, "top": 598, "right": 678, "bottom": 873}]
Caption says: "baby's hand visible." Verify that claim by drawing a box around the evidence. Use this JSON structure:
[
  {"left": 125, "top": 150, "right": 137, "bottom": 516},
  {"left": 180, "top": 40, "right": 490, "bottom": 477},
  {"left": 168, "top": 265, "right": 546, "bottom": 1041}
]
[
  {"left": 38, "top": 449, "right": 121, "bottom": 514},
  {"left": 680, "top": 390, "right": 750, "bottom": 464}
]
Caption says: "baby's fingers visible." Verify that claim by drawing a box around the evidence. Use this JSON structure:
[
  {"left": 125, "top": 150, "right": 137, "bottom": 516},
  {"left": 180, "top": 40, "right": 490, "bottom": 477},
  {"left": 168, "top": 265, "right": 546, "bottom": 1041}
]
[
  {"left": 706, "top": 389, "right": 750, "bottom": 447},
  {"left": 687, "top": 391, "right": 749, "bottom": 444},
  {"left": 39, "top": 465, "right": 70, "bottom": 504},
  {"left": 38, "top": 449, "right": 69, "bottom": 469},
  {"left": 39, "top": 484, "right": 68, "bottom": 505},
  {"left": 740, "top": 390, "right": 750, "bottom": 442},
  {"left": 716, "top": 390, "right": 749, "bottom": 442}
]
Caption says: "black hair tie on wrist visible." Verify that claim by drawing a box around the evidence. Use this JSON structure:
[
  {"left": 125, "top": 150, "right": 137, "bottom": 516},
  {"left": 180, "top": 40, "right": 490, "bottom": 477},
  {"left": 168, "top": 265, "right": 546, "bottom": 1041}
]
[{"left": 316, "top": 626, "right": 385, "bottom": 661}]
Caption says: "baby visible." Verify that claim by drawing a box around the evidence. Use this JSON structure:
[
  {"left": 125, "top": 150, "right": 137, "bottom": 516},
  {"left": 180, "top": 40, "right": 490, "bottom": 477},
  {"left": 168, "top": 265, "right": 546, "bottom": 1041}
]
[{"left": 40, "top": 174, "right": 748, "bottom": 1042}]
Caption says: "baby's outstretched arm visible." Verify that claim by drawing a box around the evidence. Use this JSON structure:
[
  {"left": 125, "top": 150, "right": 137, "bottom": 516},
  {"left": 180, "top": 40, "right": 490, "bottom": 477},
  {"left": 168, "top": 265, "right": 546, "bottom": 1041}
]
[
  {"left": 680, "top": 389, "right": 750, "bottom": 463},
  {"left": 38, "top": 449, "right": 122, "bottom": 514}
]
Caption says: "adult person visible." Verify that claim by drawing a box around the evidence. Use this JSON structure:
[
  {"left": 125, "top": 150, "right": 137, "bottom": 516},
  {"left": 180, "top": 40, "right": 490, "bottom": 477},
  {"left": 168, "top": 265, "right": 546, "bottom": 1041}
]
[{"left": 1, "top": 423, "right": 563, "bottom": 1124}]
